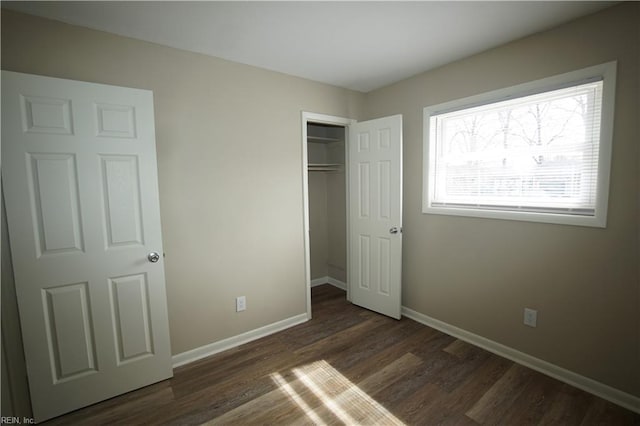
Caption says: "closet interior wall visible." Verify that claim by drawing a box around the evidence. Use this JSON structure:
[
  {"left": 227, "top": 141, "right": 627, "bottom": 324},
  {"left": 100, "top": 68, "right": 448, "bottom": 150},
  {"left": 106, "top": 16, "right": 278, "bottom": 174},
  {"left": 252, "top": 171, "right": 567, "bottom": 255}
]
[{"left": 307, "top": 123, "right": 347, "bottom": 285}]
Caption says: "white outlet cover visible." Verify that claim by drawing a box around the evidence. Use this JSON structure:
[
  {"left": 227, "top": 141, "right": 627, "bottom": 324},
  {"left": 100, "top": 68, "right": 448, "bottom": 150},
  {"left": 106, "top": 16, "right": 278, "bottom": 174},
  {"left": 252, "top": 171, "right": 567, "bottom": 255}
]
[
  {"left": 236, "top": 296, "right": 246, "bottom": 312},
  {"left": 524, "top": 308, "right": 537, "bottom": 327}
]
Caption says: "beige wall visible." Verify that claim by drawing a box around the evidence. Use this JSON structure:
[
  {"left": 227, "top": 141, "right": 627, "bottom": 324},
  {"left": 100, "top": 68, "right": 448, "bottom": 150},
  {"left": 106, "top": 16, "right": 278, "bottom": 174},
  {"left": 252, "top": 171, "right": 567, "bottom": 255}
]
[
  {"left": 0, "top": 9, "right": 365, "bottom": 359},
  {"left": 308, "top": 172, "right": 329, "bottom": 279},
  {"left": 326, "top": 171, "right": 347, "bottom": 283},
  {"left": 365, "top": 3, "right": 639, "bottom": 397},
  {"left": 308, "top": 171, "right": 347, "bottom": 283}
]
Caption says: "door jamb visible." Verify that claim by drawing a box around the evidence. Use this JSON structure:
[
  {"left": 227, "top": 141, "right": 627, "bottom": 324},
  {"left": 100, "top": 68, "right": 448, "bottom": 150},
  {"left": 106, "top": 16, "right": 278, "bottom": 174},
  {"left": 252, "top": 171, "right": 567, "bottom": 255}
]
[{"left": 301, "top": 112, "right": 356, "bottom": 319}]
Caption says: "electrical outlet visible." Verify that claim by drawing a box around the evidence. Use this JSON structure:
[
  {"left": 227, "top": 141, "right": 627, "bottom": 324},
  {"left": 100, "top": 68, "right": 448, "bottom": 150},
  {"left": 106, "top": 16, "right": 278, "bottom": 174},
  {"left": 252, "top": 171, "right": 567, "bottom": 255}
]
[
  {"left": 524, "top": 308, "right": 537, "bottom": 327},
  {"left": 236, "top": 296, "right": 246, "bottom": 312}
]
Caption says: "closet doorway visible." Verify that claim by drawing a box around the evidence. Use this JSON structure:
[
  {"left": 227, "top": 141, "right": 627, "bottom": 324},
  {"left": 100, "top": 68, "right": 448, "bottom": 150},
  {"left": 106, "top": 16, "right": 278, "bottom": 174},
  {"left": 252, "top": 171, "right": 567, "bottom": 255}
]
[
  {"left": 302, "top": 113, "right": 354, "bottom": 318},
  {"left": 302, "top": 112, "right": 404, "bottom": 320}
]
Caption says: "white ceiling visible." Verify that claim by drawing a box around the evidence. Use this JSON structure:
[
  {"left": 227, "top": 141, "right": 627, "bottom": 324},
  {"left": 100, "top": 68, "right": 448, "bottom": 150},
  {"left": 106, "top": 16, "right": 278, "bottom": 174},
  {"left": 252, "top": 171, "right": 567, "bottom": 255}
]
[{"left": 4, "top": 1, "right": 615, "bottom": 92}]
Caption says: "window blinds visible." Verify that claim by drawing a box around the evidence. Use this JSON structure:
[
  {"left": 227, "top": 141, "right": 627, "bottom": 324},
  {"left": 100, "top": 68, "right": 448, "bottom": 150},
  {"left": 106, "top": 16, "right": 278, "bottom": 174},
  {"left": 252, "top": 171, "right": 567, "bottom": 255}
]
[{"left": 429, "top": 80, "right": 604, "bottom": 216}]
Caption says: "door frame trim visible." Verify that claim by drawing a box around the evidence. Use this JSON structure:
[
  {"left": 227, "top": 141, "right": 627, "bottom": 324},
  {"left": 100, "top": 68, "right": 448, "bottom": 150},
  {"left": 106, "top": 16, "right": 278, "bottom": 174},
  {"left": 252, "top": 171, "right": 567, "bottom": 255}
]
[{"left": 301, "top": 112, "right": 355, "bottom": 319}]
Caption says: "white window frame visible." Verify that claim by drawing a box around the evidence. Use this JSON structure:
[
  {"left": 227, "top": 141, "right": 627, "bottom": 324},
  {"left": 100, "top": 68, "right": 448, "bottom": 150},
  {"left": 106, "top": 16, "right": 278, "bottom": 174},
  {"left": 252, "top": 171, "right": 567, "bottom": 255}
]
[{"left": 422, "top": 61, "right": 617, "bottom": 228}]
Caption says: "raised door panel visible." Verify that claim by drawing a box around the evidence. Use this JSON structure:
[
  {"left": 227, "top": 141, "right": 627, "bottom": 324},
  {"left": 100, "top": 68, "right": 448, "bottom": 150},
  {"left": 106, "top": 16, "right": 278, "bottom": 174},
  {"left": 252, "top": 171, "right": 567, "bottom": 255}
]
[
  {"left": 21, "top": 95, "right": 74, "bottom": 135},
  {"left": 42, "top": 282, "right": 97, "bottom": 383},
  {"left": 377, "top": 161, "right": 391, "bottom": 221},
  {"left": 95, "top": 103, "right": 137, "bottom": 139},
  {"left": 109, "top": 274, "right": 153, "bottom": 365},
  {"left": 26, "top": 153, "right": 84, "bottom": 257},
  {"left": 377, "top": 238, "right": 391, "bottom": 296},
  {"left": 378, "top": 128, "right": 390, "bottom": 150},
  {"left": 358, "top": 163, "right": 371, "bottom": 219},
  {"left": 100, "top": 155, "right": 144, "bottom": 248},
  {"left": 357, "top": 131, "right": 370, "bottom": 152},
  {"left": 358, "top": 235, "right": 371, "bottom": 290}
]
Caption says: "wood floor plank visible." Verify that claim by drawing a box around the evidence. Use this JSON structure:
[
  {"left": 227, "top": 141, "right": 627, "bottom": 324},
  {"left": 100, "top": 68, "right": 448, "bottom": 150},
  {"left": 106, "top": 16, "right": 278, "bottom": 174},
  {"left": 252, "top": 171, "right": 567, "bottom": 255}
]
[
  {"left": 444, "top": 354, "right": 513, "bottom": 411},
  {"left": 444, "top": 339, "right": 476, "bottom": 358},
  {"left": 166, "top": 356, "right": 299, "bottom": 424},
  {"left": 357, "top": 352, "right": 423, "bottom": 395},
  {"left": 431, "top": 344, "right": 492, "bottom": 393},
  {"left": 42, "top": 285, "right": 640, "bottom": 426},
  {"left": 171, "top": 339, "right": 290, "bottom": 399},
  {"left": 412, "top": 354, "right": 513, "bottom": 425},
  {"left": 497, "top": 371, "right": 561, "bottom": 425},
  {"left": 580, "top": 397, "right": 640, "bottom": 426},
  {"left": 465, "top": 363, "right": 536, "bottom": 423},
  {"left": 45, "top": 380, "right": 175, "bottom": 425},
  {"left": 334, "top": 323, "right": 440, "bottom": 385},
  {"left": 203, "top": 376, "right": 308, "bottom": 425},
  {"left": 538, "top": 384, "right": 594, "bottom": 426},
  {"left": 387, "top": 381, "right": 448, "bottom": 424},
  {"left": 293, "top": 315, "right": 389, "bottom": 359}
]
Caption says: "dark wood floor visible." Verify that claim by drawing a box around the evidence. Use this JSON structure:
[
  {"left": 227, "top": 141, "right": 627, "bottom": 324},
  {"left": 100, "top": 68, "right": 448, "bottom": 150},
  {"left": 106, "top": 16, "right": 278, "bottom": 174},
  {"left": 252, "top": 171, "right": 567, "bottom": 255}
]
[{"left": 47, "top": 284, "right": 639, "bottom": 425}]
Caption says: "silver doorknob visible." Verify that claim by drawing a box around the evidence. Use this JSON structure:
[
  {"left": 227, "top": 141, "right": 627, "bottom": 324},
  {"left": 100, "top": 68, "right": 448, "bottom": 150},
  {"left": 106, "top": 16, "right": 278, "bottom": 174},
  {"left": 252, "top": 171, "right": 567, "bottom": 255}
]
[
  {"left": 390, "top": 227, "right": 399, "bottom": 234},
  {"left": 147, "top": 252, "right": 160, "bottom": 263}
]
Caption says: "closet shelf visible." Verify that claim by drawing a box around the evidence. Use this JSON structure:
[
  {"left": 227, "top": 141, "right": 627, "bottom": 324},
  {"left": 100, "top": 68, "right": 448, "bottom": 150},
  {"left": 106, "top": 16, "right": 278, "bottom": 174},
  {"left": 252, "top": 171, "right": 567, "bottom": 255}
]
[
  {"left": 308, "top": 163, "right": 344, "bottom": 172},
  {"left": 307, "top": 135, "right": 341, "bottom": 143}
]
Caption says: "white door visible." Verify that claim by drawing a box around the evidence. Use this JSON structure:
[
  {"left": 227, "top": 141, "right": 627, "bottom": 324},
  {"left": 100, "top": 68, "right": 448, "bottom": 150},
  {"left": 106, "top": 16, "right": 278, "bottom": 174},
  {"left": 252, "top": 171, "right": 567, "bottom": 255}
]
[
  {"left": 348, "top": 115, "right": 403, "bottom": 319},
  {"left": 1, "top": 71, "right": 173, "bottom": 422}
]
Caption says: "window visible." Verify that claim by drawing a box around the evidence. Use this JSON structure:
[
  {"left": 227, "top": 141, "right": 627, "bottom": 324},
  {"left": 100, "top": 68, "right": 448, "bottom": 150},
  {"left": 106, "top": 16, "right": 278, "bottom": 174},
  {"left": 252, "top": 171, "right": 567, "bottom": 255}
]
[{"left": 423, "top": 62, "right": 616, "bottom": 227}]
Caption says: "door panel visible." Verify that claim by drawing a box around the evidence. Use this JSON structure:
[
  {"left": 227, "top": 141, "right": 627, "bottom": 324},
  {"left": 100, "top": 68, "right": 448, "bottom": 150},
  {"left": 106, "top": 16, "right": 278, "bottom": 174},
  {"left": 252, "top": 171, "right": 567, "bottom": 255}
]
[
  {"left": 100, "top": 155, "right": 144, "bottom": 247},
  {"left": 27, "top": 153, "right": 84, "bottom": 256},
  {"left": 2, "top": 71, "right": 172, "bottom": 422},
  {"left": 348, "top": 115, "right": 403, "bottom": 319},
  {"left": 358, "top": 235, "right": 371, "bottom": 289},
  {"left": 22, "top": 95, "right": 74, "bottom": 135},
  {"left": 358, "top": 163, "right": 370, "bottom": 218},
  {"left": 109, "top": 273, "right": 154, "bottom": 364},
  {"left": 43, "top": 282, "right": 97, "bottom": 382}
]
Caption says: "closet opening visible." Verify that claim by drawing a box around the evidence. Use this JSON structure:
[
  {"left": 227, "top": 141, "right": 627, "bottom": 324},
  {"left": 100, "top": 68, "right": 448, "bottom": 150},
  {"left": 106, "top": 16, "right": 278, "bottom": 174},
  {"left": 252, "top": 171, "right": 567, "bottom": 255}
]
[{"left": 302, "top": 112, "right": 355, "bottom": 319}]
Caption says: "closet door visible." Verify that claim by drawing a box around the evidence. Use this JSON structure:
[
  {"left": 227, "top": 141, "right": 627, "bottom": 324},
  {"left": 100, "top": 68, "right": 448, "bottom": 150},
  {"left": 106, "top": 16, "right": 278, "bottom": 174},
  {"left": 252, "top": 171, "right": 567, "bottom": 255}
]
[{"left": 348, "top": 115, "right": 403, "bottom": 319}]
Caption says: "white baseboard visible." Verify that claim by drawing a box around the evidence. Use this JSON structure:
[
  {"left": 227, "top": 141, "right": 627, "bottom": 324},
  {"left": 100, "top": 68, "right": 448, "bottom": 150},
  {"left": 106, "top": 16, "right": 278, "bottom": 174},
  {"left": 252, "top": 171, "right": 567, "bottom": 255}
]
[
  {"left": 327, "top": 277, "right": 347, "bottom": 290},
  {"left": 401, "top": 306, "right": 640, "bottom": 414},
  {"left": 311, "top": 276, "right": 347, "bottom": 291},
  {"left": 172, "top": 313, "right": 308, "bottom": 369},
  {"left": 310, "top": 276, "right": 330, "bottom": 287}
]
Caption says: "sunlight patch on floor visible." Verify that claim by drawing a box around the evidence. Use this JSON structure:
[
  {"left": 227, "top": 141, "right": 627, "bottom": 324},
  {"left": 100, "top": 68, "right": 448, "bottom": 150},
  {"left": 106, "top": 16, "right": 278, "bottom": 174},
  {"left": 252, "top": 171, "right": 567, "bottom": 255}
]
[
  {"left": 271, "top": 371, "right": 327, "bottom": 426},
  {"left": 272, "top": 360, "right": 405, "bottom": 425}
]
